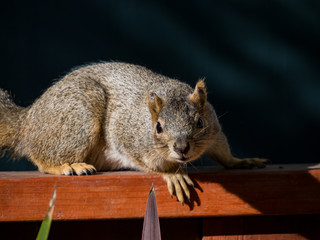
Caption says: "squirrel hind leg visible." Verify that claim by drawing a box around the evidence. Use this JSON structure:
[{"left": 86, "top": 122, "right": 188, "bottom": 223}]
[
  {"left": 40, "top": 163, "right": 96, "bottom": 176},
  {"left": 229, "top": 157, "right": 268, "bottom": 169}
]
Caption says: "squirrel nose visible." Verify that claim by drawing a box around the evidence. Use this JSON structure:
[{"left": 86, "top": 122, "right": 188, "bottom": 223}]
[{"left": 173, "top": 140, "right": 190, "bottom": 155}]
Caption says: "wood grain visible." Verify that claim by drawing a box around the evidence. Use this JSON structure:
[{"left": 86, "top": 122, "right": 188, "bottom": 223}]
[
  {"left": 202, "top": 215, "right": 319, "bottom": 240},
  {"left": 0, "top": 164, "right": 320, "bottom": 221}
]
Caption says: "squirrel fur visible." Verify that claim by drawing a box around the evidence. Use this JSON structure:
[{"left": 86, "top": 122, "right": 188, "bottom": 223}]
[{"left": 0, "top": 62, "right": 266, "bottom": 204}]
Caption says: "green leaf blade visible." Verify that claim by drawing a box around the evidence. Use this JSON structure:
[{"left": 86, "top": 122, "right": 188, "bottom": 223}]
[{"left": 36, "top": 184, "right": 56, "bottom": 240}]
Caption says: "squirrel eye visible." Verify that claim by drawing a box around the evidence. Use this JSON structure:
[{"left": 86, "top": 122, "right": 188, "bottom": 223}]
[
  {"left": 156, "top": 122, "right": 163, "bottom": 134},
  {"left": 197, "top": 117, "right": 204, "bottom": 128}
]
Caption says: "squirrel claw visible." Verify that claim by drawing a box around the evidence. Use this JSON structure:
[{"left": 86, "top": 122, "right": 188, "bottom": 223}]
[
  {"left": 87, "top": 168, "right": 95, "bottom": 175},
  {"left": 163, "top": 172, "right": 194, "bottom": 205}
]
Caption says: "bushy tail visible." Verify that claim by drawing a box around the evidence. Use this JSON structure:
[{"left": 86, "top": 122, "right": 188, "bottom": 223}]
[{"left": 0, "top": 89, "right": 25, "bottom": 153}]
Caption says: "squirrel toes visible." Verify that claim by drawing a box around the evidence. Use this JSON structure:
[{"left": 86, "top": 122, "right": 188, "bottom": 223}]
[{"left": 0, "top": 62, "right": 266, "bottom": 204}]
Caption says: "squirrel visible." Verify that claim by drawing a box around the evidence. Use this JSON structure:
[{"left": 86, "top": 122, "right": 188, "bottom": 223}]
[{"left": 0, "top": 62, "right": 267, "bottom": 204}]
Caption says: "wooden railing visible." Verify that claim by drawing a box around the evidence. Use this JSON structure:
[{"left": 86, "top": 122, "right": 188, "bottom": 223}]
[{"left": 1, "top": 164, "right": 320, "bottom": 239}]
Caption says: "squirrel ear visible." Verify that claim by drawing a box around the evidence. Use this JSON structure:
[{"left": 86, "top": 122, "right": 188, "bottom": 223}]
[
  {"left": 190, "top": 78, "right": 207, "bottom": 114},
  {"left": 147, "top": 91, "right": 164, "bottom": 122}
]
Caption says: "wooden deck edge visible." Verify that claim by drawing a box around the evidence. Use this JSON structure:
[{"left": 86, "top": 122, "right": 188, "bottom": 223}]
[{"left": 0, "top": 164, "right": 320, "bottom": 221}]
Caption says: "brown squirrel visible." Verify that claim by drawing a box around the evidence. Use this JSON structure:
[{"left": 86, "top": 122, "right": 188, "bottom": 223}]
[{"left": 0, "top": 62, "right": 266, "bottom": 204}]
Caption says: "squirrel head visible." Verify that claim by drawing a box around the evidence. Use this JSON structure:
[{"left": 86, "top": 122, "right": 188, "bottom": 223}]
[{"left": 147, "top": 79, "right": 213, "bottom": 164}]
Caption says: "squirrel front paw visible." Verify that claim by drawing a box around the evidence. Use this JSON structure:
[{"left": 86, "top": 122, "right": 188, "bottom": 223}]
[{"left": 162, "top": 172, "right": 194, "bottom": 205}]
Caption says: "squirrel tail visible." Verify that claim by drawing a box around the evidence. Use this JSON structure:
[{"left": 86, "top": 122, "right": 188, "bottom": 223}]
[{"left": 0, "top": 89, "right": 25, "bottom": 154}]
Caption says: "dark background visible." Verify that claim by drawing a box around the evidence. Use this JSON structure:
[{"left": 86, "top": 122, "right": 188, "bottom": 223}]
[{"left": 1, "top": 0, "right": 319, "bottom": 170}]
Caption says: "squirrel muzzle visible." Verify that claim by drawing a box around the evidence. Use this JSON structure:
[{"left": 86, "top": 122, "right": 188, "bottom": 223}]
[{"left": 170, "top": 138, "right": 193, "bottom": 162}]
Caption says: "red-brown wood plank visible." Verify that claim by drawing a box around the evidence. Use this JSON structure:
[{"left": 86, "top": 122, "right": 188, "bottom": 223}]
[
  {"left": 0, "top": 164, "right": 320, "bottom": 221},
  {"left": 202, "top": 215, "right": 319, "bottom": 240}
]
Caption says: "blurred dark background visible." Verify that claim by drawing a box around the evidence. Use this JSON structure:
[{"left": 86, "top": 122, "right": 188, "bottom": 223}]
[{"left": 0, "top": 0, "right": 319, "bottom": 170}]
